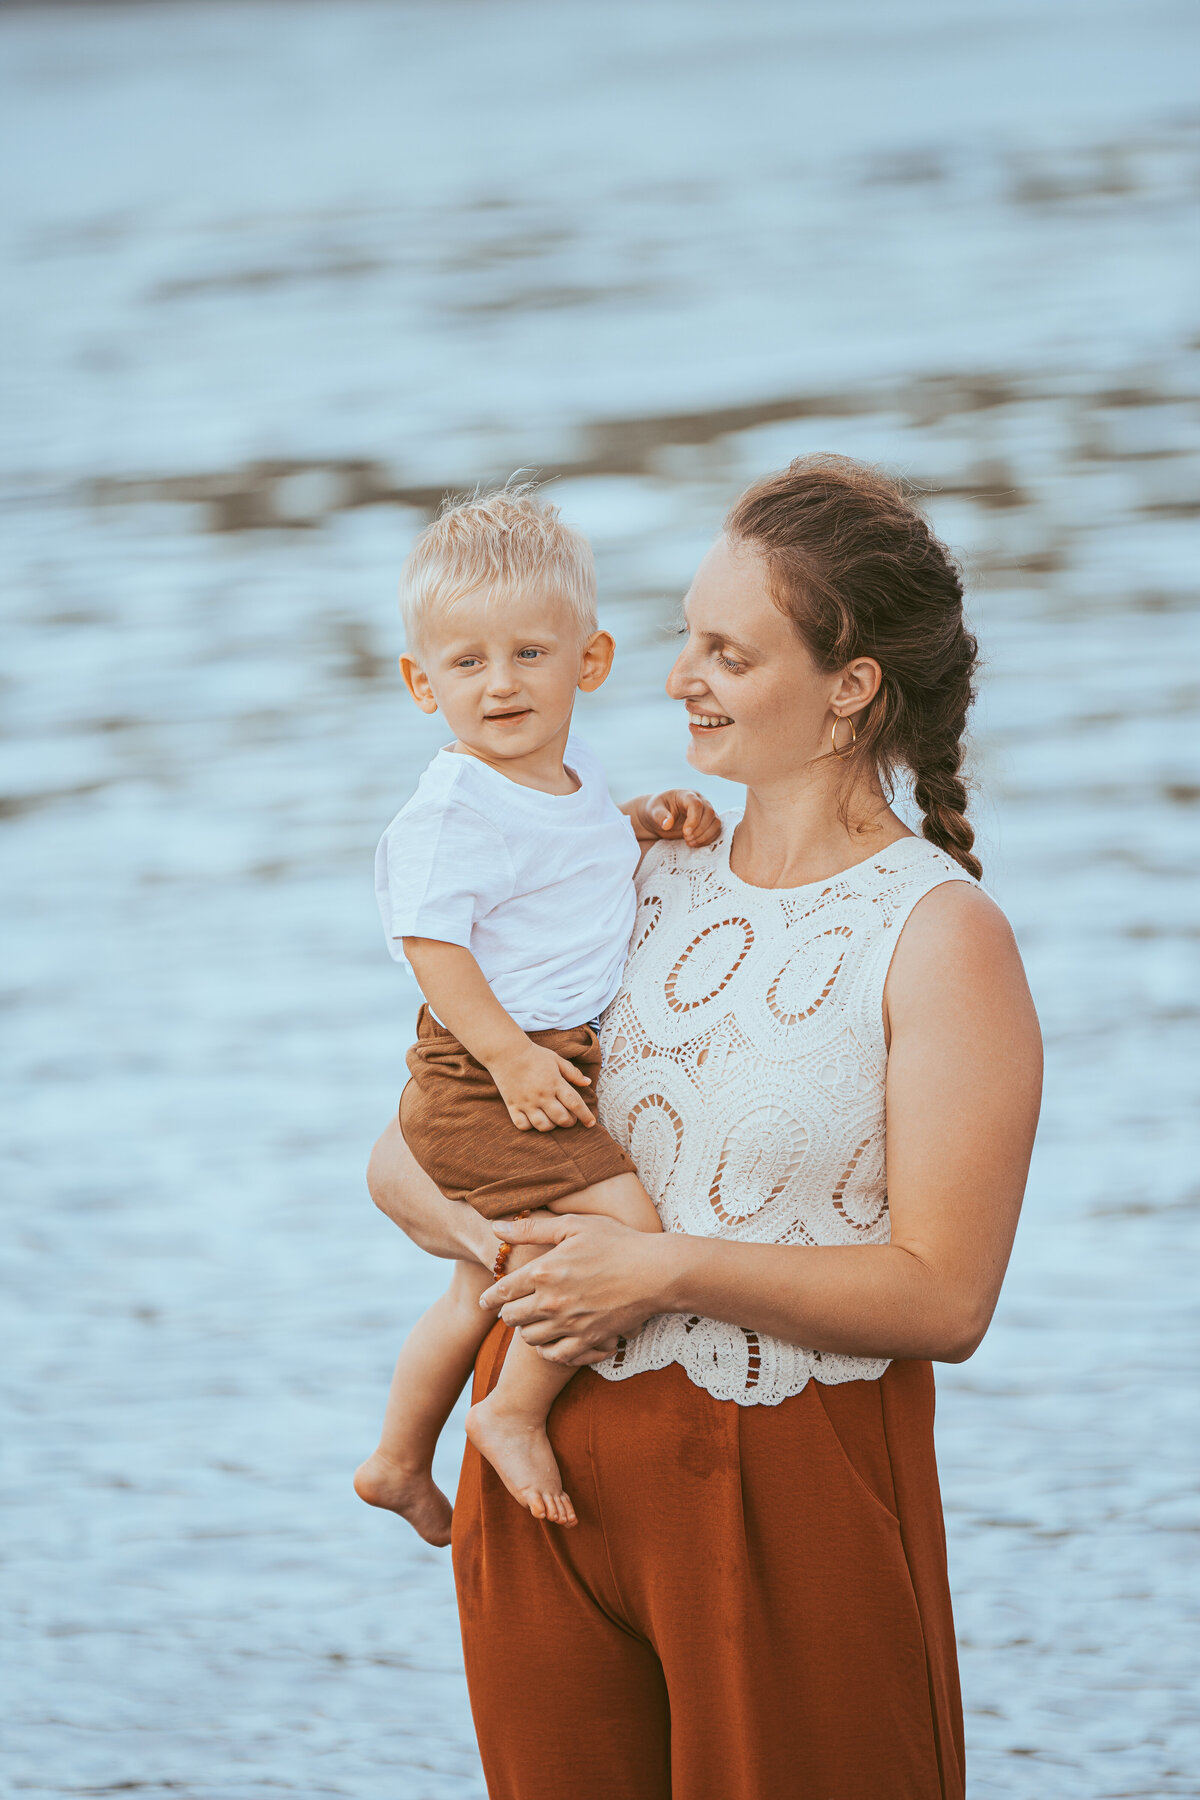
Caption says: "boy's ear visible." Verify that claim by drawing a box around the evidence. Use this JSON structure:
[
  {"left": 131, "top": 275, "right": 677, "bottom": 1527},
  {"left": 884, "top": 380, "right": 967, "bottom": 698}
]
[
  {"left": 399, "top": 653, "right": 438, "bottom": 713},
  {"left": 577, "top": 629, "right": 615, "bottom": 693}
]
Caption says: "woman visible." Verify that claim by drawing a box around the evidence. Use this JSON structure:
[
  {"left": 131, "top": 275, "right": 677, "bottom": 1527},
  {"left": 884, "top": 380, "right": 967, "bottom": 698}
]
[{"left": 368, "top": 457, "right": 1042, "bottom": 1800}]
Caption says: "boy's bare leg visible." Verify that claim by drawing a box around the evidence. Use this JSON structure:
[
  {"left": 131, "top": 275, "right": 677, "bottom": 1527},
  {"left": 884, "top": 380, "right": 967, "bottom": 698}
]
[
  {"left": 465, "top": 1174, "right": 661, "bottom": 1527},
  {"left": 354, "top": 1257, "right": 492, "bottom": 1546}
]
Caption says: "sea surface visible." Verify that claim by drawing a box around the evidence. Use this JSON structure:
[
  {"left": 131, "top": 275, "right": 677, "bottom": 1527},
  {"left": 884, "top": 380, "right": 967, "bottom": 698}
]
[{"left": 2, "top": 3, "right": 1199, "bottom": 1795}]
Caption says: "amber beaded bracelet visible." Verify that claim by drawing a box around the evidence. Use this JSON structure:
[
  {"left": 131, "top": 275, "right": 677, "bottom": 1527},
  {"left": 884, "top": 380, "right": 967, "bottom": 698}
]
[{"left": 492, "top": 1209, "right": 531, "bottom": 1281}]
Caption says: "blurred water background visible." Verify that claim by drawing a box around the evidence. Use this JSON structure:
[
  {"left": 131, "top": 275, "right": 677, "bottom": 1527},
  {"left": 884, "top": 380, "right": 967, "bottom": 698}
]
[{"left": 2, "top": 2, "right": 1199, "bottom": 1795}]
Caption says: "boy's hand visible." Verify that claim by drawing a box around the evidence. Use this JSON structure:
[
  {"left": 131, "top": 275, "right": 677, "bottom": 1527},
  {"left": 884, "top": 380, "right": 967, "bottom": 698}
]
[
  {"left": 491, "top": 1041, "right": 596, "bottom": 1133},
  {"left": 641, "top": 789, "right": 722, "bottom": 847}
]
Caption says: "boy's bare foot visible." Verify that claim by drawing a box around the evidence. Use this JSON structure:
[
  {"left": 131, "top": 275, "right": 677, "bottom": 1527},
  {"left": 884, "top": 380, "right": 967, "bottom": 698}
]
[
  {"left": 465, "top": 1395, "right": 578, "bottom": 1527},
  {"left": 353, "top": 1450, "right": 454, "bottom": 1547}
]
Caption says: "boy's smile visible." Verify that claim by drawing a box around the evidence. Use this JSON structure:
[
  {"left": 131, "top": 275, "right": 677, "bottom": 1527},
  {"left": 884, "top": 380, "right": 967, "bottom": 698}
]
[{"left": 399, "top": 588, "right": 616, "bottom": 793}]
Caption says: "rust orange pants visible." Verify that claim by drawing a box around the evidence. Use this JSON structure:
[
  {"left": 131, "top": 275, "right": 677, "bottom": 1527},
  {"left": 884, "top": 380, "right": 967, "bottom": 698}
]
[{"left": 453, "top": 1323, "right": 965, "bottom": 1800}]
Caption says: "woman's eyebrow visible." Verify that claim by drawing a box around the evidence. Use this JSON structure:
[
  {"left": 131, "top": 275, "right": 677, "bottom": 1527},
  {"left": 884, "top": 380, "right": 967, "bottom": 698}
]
[{"left": 697, "top": 626, "right": 759, "bottom": 658}]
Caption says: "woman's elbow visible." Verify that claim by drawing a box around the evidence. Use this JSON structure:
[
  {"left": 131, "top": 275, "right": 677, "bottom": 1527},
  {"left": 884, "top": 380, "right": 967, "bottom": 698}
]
[
  {"left": 935, "top": 1295, "right": 996, "bottom": 1364},
  {"left": 366, "top": 1124, "right": 406, "bottom": 1223}
]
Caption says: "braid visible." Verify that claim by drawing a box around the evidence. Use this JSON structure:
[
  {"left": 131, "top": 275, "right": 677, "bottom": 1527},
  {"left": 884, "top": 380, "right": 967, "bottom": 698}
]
[
  {"left": 900, "top": 544, "right": 982, "bottom": 880},
  {"left": 910, "top": 709, "right": 982, "bottom": 881},
  {"left": 726, "top": 454, "right": 985, "bottom": 882}
]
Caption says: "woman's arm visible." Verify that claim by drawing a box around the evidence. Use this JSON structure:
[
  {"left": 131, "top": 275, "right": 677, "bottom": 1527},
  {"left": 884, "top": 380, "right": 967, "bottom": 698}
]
[
  {"left": 367, "top": 1115, "right": 499, "bottom": 1268},
  {"left": 481, "top": 883, "right": 1043, "bottom": 1366}
]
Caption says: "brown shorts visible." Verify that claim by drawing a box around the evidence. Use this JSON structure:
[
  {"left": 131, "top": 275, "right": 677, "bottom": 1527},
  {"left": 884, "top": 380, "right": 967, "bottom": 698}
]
[{"left": 400, "top": 1004, "right": 637, "bottom": 1221}]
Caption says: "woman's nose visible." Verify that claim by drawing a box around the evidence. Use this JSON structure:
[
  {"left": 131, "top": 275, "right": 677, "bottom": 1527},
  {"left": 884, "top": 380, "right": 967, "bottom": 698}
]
[{"left": 666, "top": 646, "right": 703, "bottom": 700}]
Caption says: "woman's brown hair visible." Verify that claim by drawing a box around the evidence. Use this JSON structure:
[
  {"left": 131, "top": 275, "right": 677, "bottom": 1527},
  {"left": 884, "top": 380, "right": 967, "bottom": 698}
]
[{"left": 725, "top": 454, "right": 982, "bottom": 880}]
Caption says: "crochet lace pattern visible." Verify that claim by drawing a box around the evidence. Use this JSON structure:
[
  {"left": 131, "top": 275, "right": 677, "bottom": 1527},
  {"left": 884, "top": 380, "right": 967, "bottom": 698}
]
[{"left": 594, "top": 815, "right": 978, "bottom": 1406}]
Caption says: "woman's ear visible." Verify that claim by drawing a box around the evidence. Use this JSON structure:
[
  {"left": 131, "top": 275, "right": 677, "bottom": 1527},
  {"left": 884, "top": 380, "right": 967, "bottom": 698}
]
[
  {"left": 830, "top": 655, "right": 883, "bottom": 717},
  {"left": 577, "top": 629, "right": 616, "bottom": 693},
  {"left": 400, "top": 654, "right": 438, "bottom": 714}
]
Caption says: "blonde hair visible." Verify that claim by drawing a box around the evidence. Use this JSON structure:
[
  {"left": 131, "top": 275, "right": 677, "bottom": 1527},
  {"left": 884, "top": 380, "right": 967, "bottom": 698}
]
[{"left": 400, "top": 483, "right": 597, "bottom": 652}]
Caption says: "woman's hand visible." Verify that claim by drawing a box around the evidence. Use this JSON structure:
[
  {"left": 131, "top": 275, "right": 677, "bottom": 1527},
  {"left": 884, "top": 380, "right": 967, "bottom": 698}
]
[{"left": 480, "top": 1212, "right": 671, "bottom": 1366}]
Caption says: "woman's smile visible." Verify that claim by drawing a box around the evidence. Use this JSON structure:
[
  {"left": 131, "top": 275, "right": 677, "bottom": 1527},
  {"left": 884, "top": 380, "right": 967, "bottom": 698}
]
[{"left": 687, "top": 708, "right": 734, "bottom": 731}]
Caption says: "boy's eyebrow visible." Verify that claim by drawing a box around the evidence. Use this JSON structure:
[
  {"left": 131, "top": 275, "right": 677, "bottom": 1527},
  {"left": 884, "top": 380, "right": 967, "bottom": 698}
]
[{"left": 433, "top": 631, "right": 559, "bottom": 656}]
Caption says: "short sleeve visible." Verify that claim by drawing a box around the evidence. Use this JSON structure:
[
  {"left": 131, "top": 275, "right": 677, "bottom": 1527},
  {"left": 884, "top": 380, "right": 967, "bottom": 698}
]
[{"left": 374, "top": 801, "right": 516, "bottom": 959}]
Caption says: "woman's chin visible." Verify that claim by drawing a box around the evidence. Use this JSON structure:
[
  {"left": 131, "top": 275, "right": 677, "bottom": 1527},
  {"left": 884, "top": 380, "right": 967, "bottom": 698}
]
[{"left": 686, "top": 728, "right": 732, "bottom": 774}]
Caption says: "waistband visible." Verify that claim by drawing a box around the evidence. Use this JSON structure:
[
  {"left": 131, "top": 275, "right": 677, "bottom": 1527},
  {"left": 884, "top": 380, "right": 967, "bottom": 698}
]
[{"left": 415, "top": 1002, "right": 601, "bottom": 1042}]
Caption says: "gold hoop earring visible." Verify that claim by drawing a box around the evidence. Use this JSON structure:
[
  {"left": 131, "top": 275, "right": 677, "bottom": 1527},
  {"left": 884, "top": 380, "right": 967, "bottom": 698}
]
[{"left": 830, "top": 714, "right": 857, "bottom": 759}]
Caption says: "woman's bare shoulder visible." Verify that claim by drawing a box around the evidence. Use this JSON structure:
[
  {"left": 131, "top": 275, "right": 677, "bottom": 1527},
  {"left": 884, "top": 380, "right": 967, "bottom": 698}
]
[
  {"left": 902, "top": 872, "right": 1013, "bottom": 946},
  {"left": 885, "top": 875, "right": 1038, "bottom": 1035}
]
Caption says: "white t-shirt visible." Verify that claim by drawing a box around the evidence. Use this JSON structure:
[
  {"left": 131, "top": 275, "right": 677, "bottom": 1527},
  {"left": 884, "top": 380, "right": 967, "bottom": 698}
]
[{"left": 375, "top": 735, "right": 641, "bottom": 1032}]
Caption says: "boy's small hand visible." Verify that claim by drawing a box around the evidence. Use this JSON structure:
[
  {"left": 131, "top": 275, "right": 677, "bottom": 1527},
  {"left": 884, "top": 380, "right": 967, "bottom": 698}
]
[
  {"left": 492, "top": 1042, "right": 596, "bottom": 1133},
  {"left": 644, "top": 789, "right": 722, "bottom": 847}
]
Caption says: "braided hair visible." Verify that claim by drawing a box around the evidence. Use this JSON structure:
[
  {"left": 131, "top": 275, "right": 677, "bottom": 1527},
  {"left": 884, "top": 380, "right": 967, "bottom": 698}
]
[{"left": 725, "top": 455, "right": 982, "bottom": 880}]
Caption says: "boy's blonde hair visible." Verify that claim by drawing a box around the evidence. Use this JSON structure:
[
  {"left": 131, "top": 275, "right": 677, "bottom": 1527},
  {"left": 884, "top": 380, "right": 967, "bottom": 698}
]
[{"left": 400, "top": 483, "right": 597, "bottom": 652}]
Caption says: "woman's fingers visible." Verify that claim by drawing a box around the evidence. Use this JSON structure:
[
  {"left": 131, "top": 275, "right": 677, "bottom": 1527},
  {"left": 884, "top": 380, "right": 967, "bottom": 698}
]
[
  {"left": 479, "top": 1214, "right": 571, "bottom": 1310},
  {"left": 481, "top": 1212, "right": 657, "bottom": 1353},
  {"left": 506, "top": 1309, "right": 564, "bottom": 1340},
  {"left": 480, "top": 1271, "right": 536, "bottom": 1311},
  {"left": 529, "top": 1334, "right": 621, "bottom": 1366},
  {"left": 492, "top": 1212, "right": 570, "bottom": 1245}
]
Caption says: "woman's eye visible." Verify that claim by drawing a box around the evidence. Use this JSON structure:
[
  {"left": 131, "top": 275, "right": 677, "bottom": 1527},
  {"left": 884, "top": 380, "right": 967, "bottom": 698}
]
[{"left": 715, "top": 653, "right": 745, "bottom": 673}]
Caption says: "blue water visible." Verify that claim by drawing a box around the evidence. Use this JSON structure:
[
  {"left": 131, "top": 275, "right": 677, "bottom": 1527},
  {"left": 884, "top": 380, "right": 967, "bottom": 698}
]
[{"left": 3, "top": 3, "right": 1199, "bottom": 1794}]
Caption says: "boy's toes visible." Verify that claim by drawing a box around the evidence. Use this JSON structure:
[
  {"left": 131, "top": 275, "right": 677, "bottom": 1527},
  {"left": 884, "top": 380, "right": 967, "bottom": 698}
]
[
  {"left": 526, "top": 1491, "right": 547, "bottom": 1520},
  {"left": 544, "top": 1491, "right": 577, "bottom": 1527}
]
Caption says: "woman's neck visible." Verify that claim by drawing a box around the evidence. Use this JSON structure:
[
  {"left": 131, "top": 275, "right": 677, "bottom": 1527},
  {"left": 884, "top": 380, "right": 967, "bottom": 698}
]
[{"left": 731, "top": 768, "right": 912, "bottom": 890}]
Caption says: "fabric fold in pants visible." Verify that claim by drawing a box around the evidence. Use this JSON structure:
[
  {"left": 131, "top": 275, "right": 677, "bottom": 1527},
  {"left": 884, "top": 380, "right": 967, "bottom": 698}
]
[{"left": 453, "top": 1322, "right": 965, "bottom": 1800}]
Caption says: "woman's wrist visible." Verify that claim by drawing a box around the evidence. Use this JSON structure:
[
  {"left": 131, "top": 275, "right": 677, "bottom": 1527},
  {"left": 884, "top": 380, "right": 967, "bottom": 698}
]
[{"left": 641, "top": 1230, "right": 697, "bottom": 1315}]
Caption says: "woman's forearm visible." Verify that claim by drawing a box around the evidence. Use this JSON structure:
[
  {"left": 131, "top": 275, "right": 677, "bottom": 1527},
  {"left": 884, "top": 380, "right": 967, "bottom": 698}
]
[
  {"left": 483, "top": 1212, "right": 993, "bottom": 1368},
  {"left": 651, "top": 1234, "right": 989, "bottom": 1364}
]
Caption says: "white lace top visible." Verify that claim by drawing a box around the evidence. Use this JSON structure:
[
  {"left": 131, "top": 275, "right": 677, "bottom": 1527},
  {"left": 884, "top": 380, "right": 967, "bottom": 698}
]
[{"left": 594, "top": 816, "right": 979, "bottom": 1406}]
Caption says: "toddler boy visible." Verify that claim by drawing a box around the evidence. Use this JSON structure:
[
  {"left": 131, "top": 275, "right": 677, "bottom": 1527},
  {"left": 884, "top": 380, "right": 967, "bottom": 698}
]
[{"left": 354, "top": 488, "right": 719, "bottom": 1544}]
